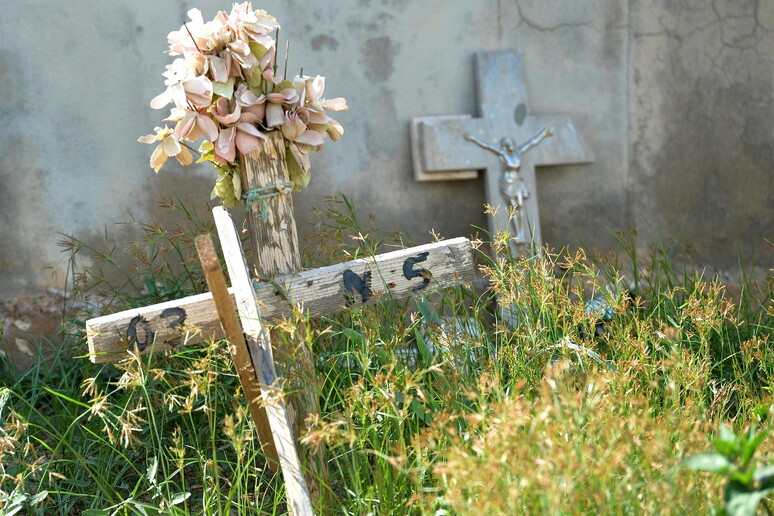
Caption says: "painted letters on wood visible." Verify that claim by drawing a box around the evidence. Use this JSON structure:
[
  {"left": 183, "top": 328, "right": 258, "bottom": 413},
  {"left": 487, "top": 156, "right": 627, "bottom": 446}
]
[{"left": 87, "top": 237, "right": 474, "bottom": 363}]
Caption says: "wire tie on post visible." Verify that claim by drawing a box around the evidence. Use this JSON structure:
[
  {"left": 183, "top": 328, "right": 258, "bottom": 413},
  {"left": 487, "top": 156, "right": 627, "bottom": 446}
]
[{"left": 242, "top": 181, "right": 293, "bottom": 221}]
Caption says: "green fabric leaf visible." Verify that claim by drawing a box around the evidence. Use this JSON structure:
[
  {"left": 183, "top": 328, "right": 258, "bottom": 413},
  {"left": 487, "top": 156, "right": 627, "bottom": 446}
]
[
  {"left": 249, "top": 42, "right": 268, "bottom": 60},
  {"left": 246, "top": 67, "right": 264, "bottom": 93},
  {"left": 232, "top": 170, "right": 242, "bottom": 201},
  {"left": 274, "top": 79, "right": 294, "bottom": 92},
  {"left": 197, "top": 140, "right": 216, "bottom": 164},
  {"left": 212, "top": 169, "right": 240, "bottom": 208},
  {"left": 286, "top": 151, "right": 310, "bottom": 190},
  {"left": 213, "top": 78, "right": 236, "bottom": 99}
]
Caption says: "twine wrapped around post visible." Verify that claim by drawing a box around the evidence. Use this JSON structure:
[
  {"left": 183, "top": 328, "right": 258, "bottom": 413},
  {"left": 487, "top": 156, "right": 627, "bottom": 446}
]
[
  {"left": 240, "top": 131, "right": 302, "bottom": 275},
  {"left": 239, "top": 130, "right": 327, "bottom": 506}
]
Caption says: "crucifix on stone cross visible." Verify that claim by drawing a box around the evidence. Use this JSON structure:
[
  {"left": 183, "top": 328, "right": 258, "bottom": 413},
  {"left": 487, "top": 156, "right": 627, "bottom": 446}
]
[{"left": 411, "top": 49, "right": 593, "bottom": 256}]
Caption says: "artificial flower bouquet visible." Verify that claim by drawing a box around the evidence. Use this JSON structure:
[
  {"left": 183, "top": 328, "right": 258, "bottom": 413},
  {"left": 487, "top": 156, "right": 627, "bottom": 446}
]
[{"left": 140, "top": 3, "right": 347, "bottom": 207}]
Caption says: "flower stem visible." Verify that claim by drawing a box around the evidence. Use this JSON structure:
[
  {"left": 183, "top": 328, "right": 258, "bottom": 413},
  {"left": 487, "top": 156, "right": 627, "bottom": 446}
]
[
  {"left": 273, "top": 28, "right": 280, "bottom": 78},
  {"left": 181, "top": 142, "right": 202, "bottom": 156},
  {"left": 283, "top": 40, "right": 290, "bottom": 82},
  {"left": 184, "top": 22, "right": 205, "bottom": 55}
]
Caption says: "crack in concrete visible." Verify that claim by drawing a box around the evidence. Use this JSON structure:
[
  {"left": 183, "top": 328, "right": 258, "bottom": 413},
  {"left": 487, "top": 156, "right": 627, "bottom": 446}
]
[
  {"left": 514, "top": 0, "right": 593, "bottom": 33},
  {"left": 634, "top": 0, "right": 771, "bottom": 55}
]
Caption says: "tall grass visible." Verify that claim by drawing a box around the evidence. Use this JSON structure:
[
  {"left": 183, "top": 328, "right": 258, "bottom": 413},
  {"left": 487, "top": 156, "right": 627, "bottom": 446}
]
[{"left": 1, "top": 196, "right": 771, "bottom": 514}]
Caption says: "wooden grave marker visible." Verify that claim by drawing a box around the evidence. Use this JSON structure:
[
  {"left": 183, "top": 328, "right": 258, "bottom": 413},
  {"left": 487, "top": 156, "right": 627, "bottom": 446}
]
[
  {"left": 240, "top": 131, "right": 326, "bottom": 502},
  {"left": 87, "top": 237, "right": 474, "bottom": 361},
  {"left": 85, "top": 131, "right": 475, "bottom": 512},
  {"left": 411, "top": 49, "right": 593, "bottom": 256}
]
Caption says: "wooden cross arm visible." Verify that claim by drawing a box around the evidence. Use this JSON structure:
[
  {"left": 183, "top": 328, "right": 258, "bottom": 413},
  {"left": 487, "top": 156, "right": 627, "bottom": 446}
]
[{"left": 87, "top": 237, "right": 475, "bottom": 363}]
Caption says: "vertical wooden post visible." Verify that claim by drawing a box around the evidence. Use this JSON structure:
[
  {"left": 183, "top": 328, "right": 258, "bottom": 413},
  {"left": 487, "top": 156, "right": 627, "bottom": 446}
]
[
  {"left": 240, "top": 130, "right": 327, "bottom": 504},
  {"left": 194, "top": 234, "right": 279, "bottom": 469},
  {"left": 210, "top": 209, "right": 313, "bottom": 515},
  {"left": 240, "top": 131, "right": 302, "bottom": 275}
]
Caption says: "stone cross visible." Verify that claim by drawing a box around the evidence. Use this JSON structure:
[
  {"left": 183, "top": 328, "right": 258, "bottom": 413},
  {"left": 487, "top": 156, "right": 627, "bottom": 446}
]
[{"left": 411, "top": 50, "right": 593, "bottom": 256}]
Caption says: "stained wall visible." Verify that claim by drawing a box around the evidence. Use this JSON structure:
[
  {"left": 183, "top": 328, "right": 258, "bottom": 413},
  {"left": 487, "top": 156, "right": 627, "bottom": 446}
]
[{"left": 0, "top": 0, "right": 771, "bottom": 299}]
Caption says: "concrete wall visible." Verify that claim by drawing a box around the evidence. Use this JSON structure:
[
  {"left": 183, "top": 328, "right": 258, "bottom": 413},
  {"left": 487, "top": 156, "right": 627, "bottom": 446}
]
[
  {"left": 629, "top": 0, "right": 774, "bottom": 262},
  {"left": 1, "top": 0, "right": 771, "bottom": 298}
]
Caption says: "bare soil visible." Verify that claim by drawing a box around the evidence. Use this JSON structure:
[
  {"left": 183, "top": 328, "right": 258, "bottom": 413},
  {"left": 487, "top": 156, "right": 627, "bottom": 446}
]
[{"left": 0, "top": 289, "right": 73, "bottom": 371}]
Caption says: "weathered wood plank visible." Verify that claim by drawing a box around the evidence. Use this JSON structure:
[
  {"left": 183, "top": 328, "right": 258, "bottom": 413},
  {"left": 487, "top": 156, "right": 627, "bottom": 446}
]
[
  {"left": 87, "top": 237, "right": 474, "bottom": 363},
  {"left": 213, "top": 206, "right": 313, "bottom": 516},
  {"left": 240, "top": 132, "right": 326, "bottom": 505},
  {"left": 194, "top": 233, "right": 279, "bottom": 470}
]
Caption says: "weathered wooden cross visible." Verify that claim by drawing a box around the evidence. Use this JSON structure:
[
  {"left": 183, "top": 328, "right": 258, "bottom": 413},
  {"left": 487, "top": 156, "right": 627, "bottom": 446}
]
[
  {"left": 85, "top": 132, "right": 474, "bottom": 514},
  {"left": 411, "top": 49, "right": 593, "bottom": 256},
  {"left": 86, "top": 237, "right": 472, "bottom": 362}
]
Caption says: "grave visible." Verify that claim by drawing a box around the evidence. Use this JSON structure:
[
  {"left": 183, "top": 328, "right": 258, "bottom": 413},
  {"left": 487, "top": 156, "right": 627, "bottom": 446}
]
[
  {"left": 86, "top": 133, "right": 475, "bottom": 514},
  {"left": 411, "top": 50, "right": 593, "bottom": 256}
]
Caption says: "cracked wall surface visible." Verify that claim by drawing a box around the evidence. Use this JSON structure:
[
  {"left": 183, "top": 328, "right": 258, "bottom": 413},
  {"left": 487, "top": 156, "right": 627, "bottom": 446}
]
[
  {"left": 0, "top": 0, "right": 770, "bottom": 303},
  {"left": 630, "top": 0, "right": 774, "bottom": 264}
]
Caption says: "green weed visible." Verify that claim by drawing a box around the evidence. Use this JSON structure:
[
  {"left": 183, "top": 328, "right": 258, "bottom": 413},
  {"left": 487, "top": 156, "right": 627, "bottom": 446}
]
[{"left": 0, "top": 195, "right": 771, "bottom": 514}]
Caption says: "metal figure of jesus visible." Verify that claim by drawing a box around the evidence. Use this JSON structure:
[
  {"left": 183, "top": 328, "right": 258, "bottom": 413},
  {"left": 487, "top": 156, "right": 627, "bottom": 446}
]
[{"left": 464, "top": 127, "right": 554, "bottom": 246}]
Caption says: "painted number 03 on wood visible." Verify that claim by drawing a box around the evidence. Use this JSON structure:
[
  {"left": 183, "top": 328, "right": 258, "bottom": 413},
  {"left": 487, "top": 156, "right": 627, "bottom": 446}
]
[
  {"left": 87, "top": 238, "right": 475, "bottom": 363},
  {"left": 126, "top": 307, "right": 187, "bottom": 352}
]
